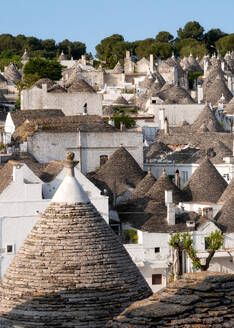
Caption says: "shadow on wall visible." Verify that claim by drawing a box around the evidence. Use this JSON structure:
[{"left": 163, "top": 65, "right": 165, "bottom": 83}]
[{"left": 0, "top": 284, "right": 148, "bottom": 327}]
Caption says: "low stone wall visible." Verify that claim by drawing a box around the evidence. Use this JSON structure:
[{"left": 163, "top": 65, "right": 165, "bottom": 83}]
[{"left": 108, "top": 272, "right": 234, "bottom": 327}]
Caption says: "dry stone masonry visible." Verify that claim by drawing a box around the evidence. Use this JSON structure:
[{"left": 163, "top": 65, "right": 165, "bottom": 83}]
[
  {"left": 108, "top": 272, "right": 234, "bottom": 327},
  {"left": 0, "top": 153, "right": 152, "bottom": 327}
]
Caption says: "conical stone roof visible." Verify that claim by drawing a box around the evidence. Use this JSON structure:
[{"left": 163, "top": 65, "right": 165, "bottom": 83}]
[
  {"left": 146, "top": 169, "right": 182, "bottom": 203},
  {"left": 192, "top": 104, "right": 224, "bottom": 132},
  {"left": 224, "top": 96, "right": 234, "bottom": 114},
  {"left": 112, "top": 61, "right": 124, "bottom": 73},
  {"left": 182, "top": 158, "right": 228, "bottom": 203},
  {"left": 214, "top": 196, "right": 234, "bottom": 232},
  {"left": 128, "top": 168, "right": 156, "bottom": 200},
  {"left": 218, "top": 177, "right": 234, "bottom": 204},
  {"left": 58, "top": 51, "right": 67, "bottom": 61},
  {"left": 0, "top": 153, "right": 151, "bottom": 327},
  {"left": 156, "top": 85, "right": 195, "bottom": 104},
  {"left": 205, "top": 74, "right": 233, "bottom": 106},
  {"left": 93, "top": 146, "right": 145, "bottom": 196},
  {"left": 112, "top": 95, "right": 128, "bottom": 106},
  {"left": 4, "top": 63, "right": 21, "bottom": 82},
  {"left": 21, "top": 49, "right": 29, "bottom": 62},
  {"left": 67, "top": 79, "right": 96, "bottom": 93}
]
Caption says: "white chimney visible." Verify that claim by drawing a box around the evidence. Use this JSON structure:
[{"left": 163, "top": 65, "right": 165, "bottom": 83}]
[
  {"left": 165, "top": 190, "right": 173, "bottom": 204},
  {"left": 149, "top": 54, "right": 154, "bottom": 73},
  {"left": 165, "top": 190, "right": 175, "bottom": 225},
  {"left": 167, "top": 203, "right": 175, "bottom": 225}
]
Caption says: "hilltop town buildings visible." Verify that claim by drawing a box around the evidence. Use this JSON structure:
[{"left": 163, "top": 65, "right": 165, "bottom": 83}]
[{"left": 0, "top": 48, "right": 233, "bottom": 323}]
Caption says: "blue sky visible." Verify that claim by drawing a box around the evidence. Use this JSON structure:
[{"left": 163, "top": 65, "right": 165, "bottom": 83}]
[{"left": 1, "top": 0, "right": 234, "bottom": 55}]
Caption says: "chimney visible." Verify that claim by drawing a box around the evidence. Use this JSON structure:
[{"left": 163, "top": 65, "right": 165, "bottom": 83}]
[
  {"left": 165, "top": 190, "right": 175, "bottom": 225},
  {"left": 175, "top": 169, "right": 180, "bottom": 189},
  {"left": 120, "top": 122, "right": 125, "bottom": 131},
  {"left": 149, "top": 54, "right": 154, "bottom": 73},
  {"left": 164, "top": 117, "right": 169, "bottom": 135},
  {"left": 126, "top": 51, "right": 130, "bottom": 59},
  {"left": 81, "top": 55, "right": 86, "bottom": 66},
  {"left": 12, "top": 162, "right": 24, "bottom": 183},
  {"left": 165, "top": 190, "right": 173, "bottom": 204},
  {"left": 108, "top": 117, "right": 115, "bottom": 126},
  {"left": 159, "top": 108, "right": 165, "bottom": 130}
]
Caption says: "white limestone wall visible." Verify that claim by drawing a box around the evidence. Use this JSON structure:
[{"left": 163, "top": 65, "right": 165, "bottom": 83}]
[
  {"left": 145, "top": 163, "right": 234, "bottom": 187},
  {"left": 21, "top": 87, "right": 103, "bottom": 116},
  {"left": 79, "top": 131, "right": 143, "bottom": 172},
  {"left": 27, "top": 132, "right": 78, "bottom": 163},
  {"left": 124, "top": 232, "right": 171, "bottom": 292},
  {"left": 0, "top": 200, "right": 48, "bottom": 277},
  {"left": 154, "top": 104, "right": 204, "bottom": 126},
  {"left": 27, "top": 130, "right": 143, "bottom": 173}
]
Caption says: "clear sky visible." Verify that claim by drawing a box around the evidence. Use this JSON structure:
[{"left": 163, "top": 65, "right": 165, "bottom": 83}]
[{"left": 1, "top": 0, "right": 234, "bottom": 55}]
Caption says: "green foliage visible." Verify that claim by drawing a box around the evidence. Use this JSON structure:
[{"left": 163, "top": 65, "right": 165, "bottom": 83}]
[
  {"left": 155, "top": 31, "right": 174, "bottom": 43},
  {"left": 216, "top": 34, "right": 234, "bottom": 56},
  {"left": 23, "top": 58, "right": 62, "bottom": 81},
  {"left": 0, "top": 51, "right": 21, "bottom": 71},
  {"left": 204, "top": 29, "right": 227, "bottom": 53},
  {"left": 134, "top": 38, "right": 155, "bottom": 58},
  {"left": 177, "top": 21, "right": 204, "bottom": 41},
  {"left": 111, "top": 112, "right": 136, "bottom": 129},
  {"left": 95, "top": 34, "right": 126, "bottom": 68},
  {"left": 205, "top": 230, "right": 224, "bottom": 252},
  {"left": 150, "top": 41, "right": 173, "bottom": 59},
  {"left": 169, "top": 230, "right": 224, "bottom": 271},
  {"left": 0, "top": 143, "right": 6, "bottom": 150},
  {"left": 124, "top": 229, "right": 138, "bottom": 244},
  {"left": 0, "top": 33, "right": 86, "bottom": 60},
  {"left": 188, "top": 71, "right": 203, "bottom": 89}
]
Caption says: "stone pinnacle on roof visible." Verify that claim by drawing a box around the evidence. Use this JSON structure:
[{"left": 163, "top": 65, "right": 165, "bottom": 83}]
[
  {"left": 58, "top": 51, "right": 67, "bottom": 61},
  {"left": 182, "top": 157, "right": 228, "bottom": 203},
  {"left": 51, "top": 152, "right": 90, "bottom": 204},
  {"left": 0, "top": 153, "right": 151, "bottom": 327}
]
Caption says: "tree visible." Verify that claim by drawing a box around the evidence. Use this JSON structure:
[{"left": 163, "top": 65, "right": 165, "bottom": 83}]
[
  {"left": 155, "top": 31, "right": 174, "bottom": 43},
  {"left": 177, "top": 21, "right": 204, "bottom": 41},
  {"left": 95, "top": 34, "right": 125, "bottom": 67},
  {"left": 150, "top": 41, "right": 173, "bottom": 59},
  {"left": 111, "top": 113, "right": 136, "bottom": 129},
  {"left": 23, "top": 58, "right": 62, "bottom": 81},
  {"left": 169, "top": 230, "right": 224, "bottom": 277},
  {"left": 134, "top": 38, "right": 155, "bottom": 58},
  {"left": 204, "top": 29, "right": 227, "bottom": 53},
  {"left": 216, "top": 34, "right": 234, "bottom": 56}
]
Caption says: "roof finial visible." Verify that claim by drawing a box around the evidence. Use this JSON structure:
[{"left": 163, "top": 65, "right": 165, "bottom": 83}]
[
  {"left": 162, "top": 168, "right": 166, "bottom": 175},
  {"left": 63, "top": 152, "right": 79, "bottom": 177},
  {"left": 148, "top": 167, "right": 151, "bottom": 174}
]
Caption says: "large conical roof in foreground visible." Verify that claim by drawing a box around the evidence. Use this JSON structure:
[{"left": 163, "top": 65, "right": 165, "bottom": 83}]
[
  {"left": 0, "top": 153, "right": 151, "bottom": 327},
  {"left": 182, "top": 158, "right": 227, "bottom": 203}
]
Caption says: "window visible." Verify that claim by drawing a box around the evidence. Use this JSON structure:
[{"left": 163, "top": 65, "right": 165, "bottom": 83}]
[
  {"left": 152, "top": 274, "right": 162, "bottom": 285},
  {"left": 154, "top": 247, "right": 160, "bottom": 253},
  {"left": 6, "top": 244, "right": 14, "bottom": 254},
  {"left": 100, "top": 155, "right": 108, "bottom": 166},
  {"left": 152, "top": 99, "right": 156, "bottom": 104}
]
